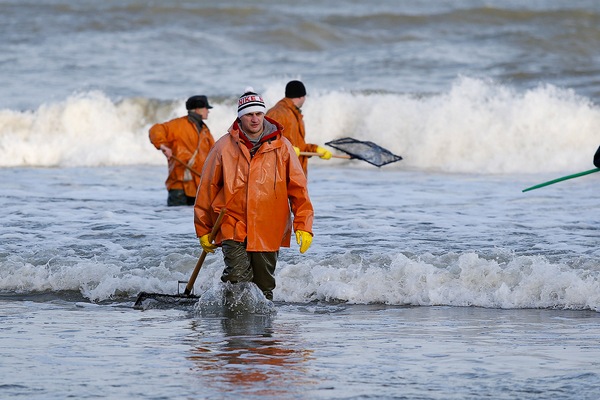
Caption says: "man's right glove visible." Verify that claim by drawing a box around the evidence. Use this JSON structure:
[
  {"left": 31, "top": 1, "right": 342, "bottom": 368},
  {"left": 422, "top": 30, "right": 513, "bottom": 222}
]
[
  {"left": 199, "top": 234, "right": 217, "bottom": 253},
  {"left": 316, "top": 146, "right": 332, "bottom": 160}
]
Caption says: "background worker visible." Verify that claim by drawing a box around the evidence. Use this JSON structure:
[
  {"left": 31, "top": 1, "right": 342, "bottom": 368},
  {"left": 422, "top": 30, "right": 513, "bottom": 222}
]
[
  {"left": 149, "top": 95, "right": 215, "bottom": 206},
  {"left": 266, "top": 80, "right": 331, "bottom": 175},
  {"left": 594, "top": 145, "right": 600, "bottom": 168},
  {"left": 194, "top": 88, "right": 314, "bottom": 301}
]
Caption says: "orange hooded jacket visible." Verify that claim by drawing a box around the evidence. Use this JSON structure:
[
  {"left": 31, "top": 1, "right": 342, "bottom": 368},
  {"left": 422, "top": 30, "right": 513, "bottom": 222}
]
[
  {"left": 266, "top": 97, "right": 318, "bottom": 175},
  {"left": 149, "top": 115, "right": 215, "bottom": 197},
  {"left": 194, "top": 117, "right": 314, "bottom": 252}
]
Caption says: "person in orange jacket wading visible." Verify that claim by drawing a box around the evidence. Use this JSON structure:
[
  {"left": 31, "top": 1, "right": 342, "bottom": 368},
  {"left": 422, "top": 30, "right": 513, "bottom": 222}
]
[
  {"left": 149, "top": 95, "right": 215, "bottom": 206},
  {"left": 266, "top": 80, "right": 332, "bottom": 176},
  {"left": 194, "top": 87, "right": 314, "bottom": 301}
]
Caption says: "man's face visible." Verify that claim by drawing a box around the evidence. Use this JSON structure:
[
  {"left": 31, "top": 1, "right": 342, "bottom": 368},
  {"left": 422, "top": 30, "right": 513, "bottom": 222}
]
[
  {"left": 198, "top": 108, "right": 209, "bottom": 119},
  {"left": 239, "top": 112, "right": 265, "bottom": 136},
  {"left": 193, "top": 108, "right": 209, "bottom": 120}
]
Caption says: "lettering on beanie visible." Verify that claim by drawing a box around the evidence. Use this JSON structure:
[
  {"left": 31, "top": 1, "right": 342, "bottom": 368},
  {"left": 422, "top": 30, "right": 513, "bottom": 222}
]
[{"left": 237, "top": 87, "right": 266, "bottom": 118}]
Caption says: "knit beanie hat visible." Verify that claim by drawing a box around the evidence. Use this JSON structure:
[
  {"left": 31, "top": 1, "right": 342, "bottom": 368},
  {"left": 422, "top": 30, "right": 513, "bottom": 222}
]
[
  {"left": 285, "top": 80, "right": 306, "bottom": 98},
  {"left": 237, "top": 87, "right": 266, "bottom": 118}
]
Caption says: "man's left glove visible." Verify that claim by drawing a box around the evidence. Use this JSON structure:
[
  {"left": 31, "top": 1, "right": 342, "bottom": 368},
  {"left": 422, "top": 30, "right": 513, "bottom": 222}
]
[
  {"left": 199, "top": 234, "right": 217, "bottom": 253},
  {"left": 295, "top": 230, "right": 313, "bottom": 254},
  {"left": 316, "top": 146, "right": 332, "bottom": 160}
]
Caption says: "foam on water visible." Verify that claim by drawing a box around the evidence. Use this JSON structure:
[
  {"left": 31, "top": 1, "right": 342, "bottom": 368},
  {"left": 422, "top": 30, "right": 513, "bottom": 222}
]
[
  {"left": 1, "top": 78, "right": 599, "bottom": 173},
  {"left": 275, "top": 251, "right": 600, "bottom": 311},
  {"left": 1, "top": 164, "right": 598, "bottom": 311},
  {"left": 195, "top": 282, "right": 277, "bottom": 316},
  {"left": 2, "top": 247, "right": 598, "bottom": 311},
  {"left": 5, "top": 249, "right": 600, "bottom": 311}
]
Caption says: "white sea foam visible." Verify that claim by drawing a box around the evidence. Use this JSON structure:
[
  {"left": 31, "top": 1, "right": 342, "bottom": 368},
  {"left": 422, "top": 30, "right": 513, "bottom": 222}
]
[
  {"left": 1, "top": 78, "right": 598, "bottom": 173},
  {"left": 2, "top": 247, "right": 600, "bottom": 311},
  {"left": 275, "top": 252, "right": 600, "bottom": 311},
  {"left": 1, "top": 164, "right": 598, "bottom": 311}
]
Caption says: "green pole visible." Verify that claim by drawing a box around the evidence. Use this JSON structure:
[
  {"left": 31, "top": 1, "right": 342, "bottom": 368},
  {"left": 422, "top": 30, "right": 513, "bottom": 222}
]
[{"left": 522, "top": 168, "right": 600, "bottom": 192}]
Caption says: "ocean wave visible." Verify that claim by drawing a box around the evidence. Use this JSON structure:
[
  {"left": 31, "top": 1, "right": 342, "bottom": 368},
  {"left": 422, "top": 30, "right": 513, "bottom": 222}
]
[
  {"left": 2, "top": 248, "right": 599, "bottom": 311},
  {"left": 0, "top": 77, "right": 598, "bottom": 173}
]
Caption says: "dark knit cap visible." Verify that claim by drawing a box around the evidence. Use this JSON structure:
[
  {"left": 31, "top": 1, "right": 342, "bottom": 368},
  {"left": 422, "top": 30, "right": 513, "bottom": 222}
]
[
  {"left": 285, "top": 80, "right": 306, "bottom": 98},
  {"left": 186, "top": 95, "right": 213, "bottom": 110}
]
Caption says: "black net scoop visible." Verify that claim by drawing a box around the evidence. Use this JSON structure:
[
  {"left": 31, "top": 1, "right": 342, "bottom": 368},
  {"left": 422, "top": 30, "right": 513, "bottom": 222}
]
[{"left": 325, "top": 137, "right": 403, "bottom": 167}]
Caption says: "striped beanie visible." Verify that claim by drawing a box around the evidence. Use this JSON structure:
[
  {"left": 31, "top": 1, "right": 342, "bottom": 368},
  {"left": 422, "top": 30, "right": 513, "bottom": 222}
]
[{"left": 237, "top": 87, "right": 266, "bottom": 118}]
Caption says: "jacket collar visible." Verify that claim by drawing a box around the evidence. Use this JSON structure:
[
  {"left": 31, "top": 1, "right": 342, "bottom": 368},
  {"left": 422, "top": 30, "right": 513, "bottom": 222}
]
[
  {"left": 232, "top": 116, "right": 283, "bottom": 150},
  {"left": 280, "top": 97, "right": 302, "bottom": 114}
]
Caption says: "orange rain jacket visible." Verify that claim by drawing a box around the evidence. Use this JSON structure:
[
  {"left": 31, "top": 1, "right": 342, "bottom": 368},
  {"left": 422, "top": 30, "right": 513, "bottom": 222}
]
[
  {"left": 266, "top": 97, "right": 318, "bottom": 175},
  {"left": 149, "top": 115, "right": 215, "bottom": 198},
  {"left": 194, "top": 117, "right": 314, "bottom": 252}
]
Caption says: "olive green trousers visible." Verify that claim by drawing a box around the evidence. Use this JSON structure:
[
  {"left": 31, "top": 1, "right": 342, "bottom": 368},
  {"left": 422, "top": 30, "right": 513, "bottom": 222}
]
[{"left": 220, "top": 240, "right": 278, "bottom": 300}]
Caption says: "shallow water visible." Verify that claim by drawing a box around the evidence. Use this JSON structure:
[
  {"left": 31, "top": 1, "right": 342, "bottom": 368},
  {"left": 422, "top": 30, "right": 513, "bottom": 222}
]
[
  {"left": 1, "top": 165, "right": 600, "bottom": 398},
  {"left": 2, "top": 165, "right": 599, "bottom": 309},
  {"left": 3, "top": 299, "right": 600, "bottom": 399}
]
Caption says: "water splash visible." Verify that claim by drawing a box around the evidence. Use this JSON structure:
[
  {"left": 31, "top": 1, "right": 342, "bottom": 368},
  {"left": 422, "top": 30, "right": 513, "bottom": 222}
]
[{"left": 194, "top": 282, "right": 277, "bottom": 317}]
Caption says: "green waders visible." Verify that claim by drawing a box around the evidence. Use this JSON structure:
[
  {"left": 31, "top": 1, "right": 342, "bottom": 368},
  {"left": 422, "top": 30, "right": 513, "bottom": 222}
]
[
  {"left": 167, "top": 189, "right": 195, "bottom": 206},
  {"left": 221, "top": 240, "right": 278, "bottom": 300}
]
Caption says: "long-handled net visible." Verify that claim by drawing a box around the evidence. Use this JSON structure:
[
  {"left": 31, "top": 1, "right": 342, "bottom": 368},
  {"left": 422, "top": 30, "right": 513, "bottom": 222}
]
[
  {"left": 325, "top": 137, "right": 403, "bottom": 167},
  {"left": 522, "top": 168, "right": 600, "bottom": 192}
]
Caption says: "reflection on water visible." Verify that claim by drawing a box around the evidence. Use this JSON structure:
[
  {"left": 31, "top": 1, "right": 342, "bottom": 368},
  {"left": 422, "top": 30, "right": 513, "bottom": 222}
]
[{"left": 186, "top": 283, "right": 315, "bottom": 397}]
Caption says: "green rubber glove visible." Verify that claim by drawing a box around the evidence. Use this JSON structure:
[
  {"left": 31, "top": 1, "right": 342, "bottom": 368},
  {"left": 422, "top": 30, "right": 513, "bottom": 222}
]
[
  {"left": 295, "top": 230, "right": 313, "bottom": 254},
  {"left": 199, "top": 234, "right": 217, "bottom": 253},
  {"left": 316, "top": 146, "right": 332, "bottom": 160}
]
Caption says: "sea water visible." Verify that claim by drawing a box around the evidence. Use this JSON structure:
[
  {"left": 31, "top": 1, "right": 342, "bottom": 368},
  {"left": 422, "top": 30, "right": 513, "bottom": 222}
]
[
  {"left": 2, "top": 165, "right": 600, "bottom": 399},
  {"left": 2, "top": 1, "right": 600, "bottom": 399}
]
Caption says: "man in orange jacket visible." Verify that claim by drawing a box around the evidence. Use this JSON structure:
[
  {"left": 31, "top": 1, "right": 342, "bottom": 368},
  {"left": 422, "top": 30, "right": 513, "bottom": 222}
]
[
  {"left": 266, "top": 80, "right": 331, "bottom": 175},
  {"left": 149, "top": 95, "right": 215, "bottom": 206},
  {"left": 194, "top": 88, "right": 314, "bottom": 301}
]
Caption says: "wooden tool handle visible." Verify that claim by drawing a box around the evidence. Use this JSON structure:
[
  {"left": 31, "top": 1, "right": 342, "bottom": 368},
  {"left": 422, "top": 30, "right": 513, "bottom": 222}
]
[
  {"left": 172, "top": 155, "right": 202, "bottom": 178},
  {"left": 183, "top": 208, "right": 227, "bottom": 295},
  {"left": 299, "top": 151, "right": 351, "bottom": 159}
]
